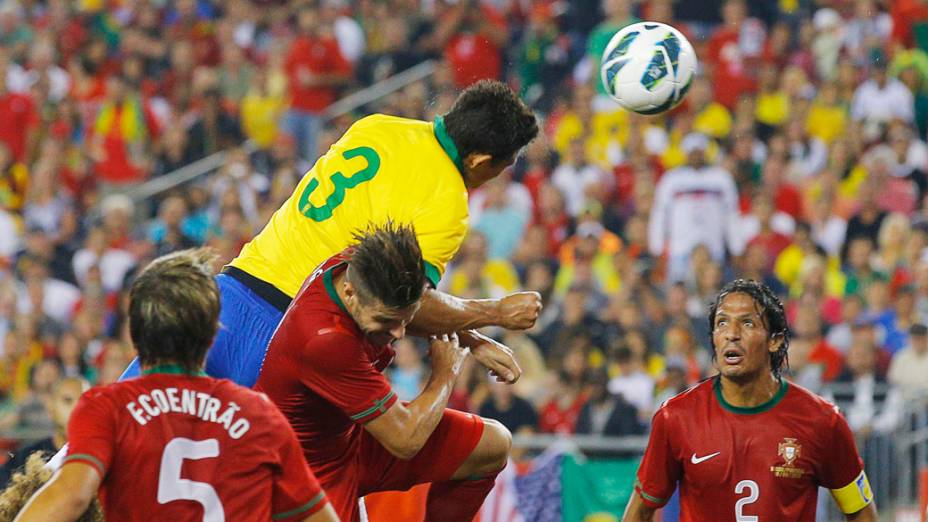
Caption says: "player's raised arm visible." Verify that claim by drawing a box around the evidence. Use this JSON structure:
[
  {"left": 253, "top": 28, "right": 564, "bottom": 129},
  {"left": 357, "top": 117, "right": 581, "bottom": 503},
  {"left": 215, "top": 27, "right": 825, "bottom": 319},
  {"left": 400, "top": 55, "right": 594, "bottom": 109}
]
[
  {"left": 14, "top": 461, "right": 101, "bottom": 522},
  {"left": 412, "top": 288, "right": 543, "bottom": 332},
  {"left": 363, "top": 333, "right": 467, "bottom": 459}
]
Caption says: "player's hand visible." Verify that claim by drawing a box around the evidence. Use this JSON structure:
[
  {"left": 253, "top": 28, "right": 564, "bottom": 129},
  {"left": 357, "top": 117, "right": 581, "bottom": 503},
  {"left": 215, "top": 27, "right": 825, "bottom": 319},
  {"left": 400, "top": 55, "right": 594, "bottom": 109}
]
[
  {"left": 497, "top": 292, "right": 543, "bottom": 330},
  {"left": 428, "top": 333, "right": 467, "bottom": 377},
  {"left": 470, "top": 335, "right": 521, "bottom": 384}
]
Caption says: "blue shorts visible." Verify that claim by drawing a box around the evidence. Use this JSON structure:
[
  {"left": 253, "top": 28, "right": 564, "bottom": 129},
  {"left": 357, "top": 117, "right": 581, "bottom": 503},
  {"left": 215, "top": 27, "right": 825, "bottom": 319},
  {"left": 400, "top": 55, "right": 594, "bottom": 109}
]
[{"left": 118, "top": 273, "right": 286, "bottom": 387}]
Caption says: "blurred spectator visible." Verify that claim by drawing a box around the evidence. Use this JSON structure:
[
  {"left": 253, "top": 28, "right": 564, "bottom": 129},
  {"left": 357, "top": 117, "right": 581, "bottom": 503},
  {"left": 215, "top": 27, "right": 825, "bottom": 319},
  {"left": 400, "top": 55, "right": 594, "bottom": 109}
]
[
  {"left": 607, "top": 345, "right": 655, "bottom": 422},
  {"left": 649, "top": 133, "right": 741, "bottom": 283},
  {"left": 473, "top": 174, "right": 530, "bottom": 261},
  {"left": 830, "top": 324, "right": 903, "bottom": 437},
  {"left": 387, "top": 338, "right": 424, "bottom": 402},
  {"left": 576, "top": 369, "right": 643, "bottom": 437},
  {"left": 585, "top": 0, "right": 639, "bottom": 98},
  {"left": 431, "top": 0, "right": 508, "bottom": 89},
  {"left": 478, "top": 379, "right": 538, "bottom": 436},
  {"left": 0, "top": 376, "right": 86, "bottom": 488},
  {"left": 887, "top": 322, "right": 928, "bottom": 398},
  {"left": 71, "top": 227, "right": 135, "bottom": 294},
  {"left": 148, "top": 195, "right": 197, "bottom": 257},
  {"left": 283, "top": 6, "right": 352, "bottom": 163},
  {"left": 537, "top": 369, "right": 586, "bottom": 434},
  {"left": 851, "top": 53, "right": 914, "bottom": 126},
  {"left": 89, "top": 74, "right": 160, "bottom": 186},
  {"left": 707, "top": 0, "right": 764, "bottom": 108},
  {"left": 187, "top": 89, "right": 244, "bottom": 159},
  {"left": 0, "top": 358, "right": 60, "bottom": 437}
]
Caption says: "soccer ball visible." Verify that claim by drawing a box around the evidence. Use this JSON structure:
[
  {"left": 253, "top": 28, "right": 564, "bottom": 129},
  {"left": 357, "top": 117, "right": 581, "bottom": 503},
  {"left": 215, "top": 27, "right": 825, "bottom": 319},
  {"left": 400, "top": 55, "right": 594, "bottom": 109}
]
[{"left": 600, "top": 21, "right": 696, "bottom": 115}]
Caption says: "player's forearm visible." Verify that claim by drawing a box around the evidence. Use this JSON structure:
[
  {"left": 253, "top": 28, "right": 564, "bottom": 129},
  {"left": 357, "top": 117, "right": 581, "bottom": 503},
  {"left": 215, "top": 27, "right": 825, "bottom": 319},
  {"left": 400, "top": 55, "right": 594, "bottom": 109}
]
[
  {"left": 411, "top": 288, "right": 500, "bottom": 333},
  {"left": 14, "top": 480, "right": 91, "bottom": 522},
  {"left": 399, "top": 369, "right": 457, "bottom": 458}
]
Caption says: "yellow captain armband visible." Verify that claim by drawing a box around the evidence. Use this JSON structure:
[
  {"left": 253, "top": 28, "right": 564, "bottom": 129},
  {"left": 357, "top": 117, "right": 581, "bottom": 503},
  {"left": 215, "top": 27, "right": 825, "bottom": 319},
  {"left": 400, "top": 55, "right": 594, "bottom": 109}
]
[{"left": 830, "top": 470, "right": 873, "bottom": 514}]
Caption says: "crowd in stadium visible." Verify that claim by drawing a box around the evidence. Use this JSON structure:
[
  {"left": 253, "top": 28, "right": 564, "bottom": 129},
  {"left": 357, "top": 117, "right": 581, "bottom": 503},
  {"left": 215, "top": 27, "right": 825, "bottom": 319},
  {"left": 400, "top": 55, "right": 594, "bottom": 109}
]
[{"left": 3, "top": 0, "right": 928, "bottom": 485}]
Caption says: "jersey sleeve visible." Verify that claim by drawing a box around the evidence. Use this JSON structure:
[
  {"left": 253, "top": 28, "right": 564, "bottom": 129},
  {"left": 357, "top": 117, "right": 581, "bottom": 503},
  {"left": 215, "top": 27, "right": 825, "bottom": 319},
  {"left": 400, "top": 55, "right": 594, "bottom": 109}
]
[
  {"left": 268, "top": 405, "right": 329, "bottom": 521},
  {"left": 412, "top": 188, "right": 468, "bottom": 286},
  {"left": 820, "top": 408, "right": 873, "bottom": 514},
  {"left": 300, "top": 331, "right": 398, "bottom": 424},
  {"left": 63, "top": 391, "right": 116, "bottom": 478},
  {"left": 634, "top": 407, "right": 682, "bottom": 508}
]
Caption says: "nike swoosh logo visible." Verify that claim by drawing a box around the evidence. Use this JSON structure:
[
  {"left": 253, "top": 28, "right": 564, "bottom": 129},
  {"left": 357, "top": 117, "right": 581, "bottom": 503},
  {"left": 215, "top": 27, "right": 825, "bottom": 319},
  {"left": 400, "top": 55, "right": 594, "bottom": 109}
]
[{"left": 691, "top": 452, "right": 721, "bottom": 464}]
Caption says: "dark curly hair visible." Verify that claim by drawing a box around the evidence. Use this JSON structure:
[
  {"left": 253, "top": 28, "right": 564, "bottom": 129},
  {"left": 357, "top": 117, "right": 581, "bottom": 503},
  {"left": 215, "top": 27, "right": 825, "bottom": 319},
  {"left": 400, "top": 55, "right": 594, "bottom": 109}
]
[
  {"left": 443, "top": 80, "right": 539, "bottom": 165},
  {"left": 348, "top": 220, "right": 426, "bottom": 309},
  {"left": 0, "top": 452, "right": 103, "bottom": 522},
  {"left": 707, "top": 279, "right": 790, "bottom": 378}
]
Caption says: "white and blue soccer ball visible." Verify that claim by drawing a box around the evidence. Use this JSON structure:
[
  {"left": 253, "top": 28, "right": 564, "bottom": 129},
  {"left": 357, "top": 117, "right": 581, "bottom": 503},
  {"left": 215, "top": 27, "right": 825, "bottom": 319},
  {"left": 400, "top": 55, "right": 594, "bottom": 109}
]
[{"left": 600, "top": 21, "right": 697, "bottom": 115}]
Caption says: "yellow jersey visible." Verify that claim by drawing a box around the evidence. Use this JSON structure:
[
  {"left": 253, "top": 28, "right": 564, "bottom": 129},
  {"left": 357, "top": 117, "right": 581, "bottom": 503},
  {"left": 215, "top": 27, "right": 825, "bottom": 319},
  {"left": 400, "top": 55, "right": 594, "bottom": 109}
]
[{"left": 230, "top": 114, "right": 470, "bottom": 297}]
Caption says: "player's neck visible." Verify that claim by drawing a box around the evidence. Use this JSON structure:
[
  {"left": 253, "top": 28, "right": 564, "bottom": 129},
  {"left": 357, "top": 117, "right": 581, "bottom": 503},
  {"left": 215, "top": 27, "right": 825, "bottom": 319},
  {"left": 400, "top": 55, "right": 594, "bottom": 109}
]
[{"left": 718, "top": 373, "right": 781, "bottom": 409}]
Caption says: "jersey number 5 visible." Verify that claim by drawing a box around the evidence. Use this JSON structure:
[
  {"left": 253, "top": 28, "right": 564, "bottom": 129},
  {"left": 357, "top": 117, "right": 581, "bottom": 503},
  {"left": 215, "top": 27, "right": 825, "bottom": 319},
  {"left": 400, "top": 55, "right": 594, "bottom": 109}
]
[
  {"left": 298, "top": 146, "right": 381, "bottom": 222},
  {"left": 735, "top": 480, "right": 759, "bottom": 522},
  {"left": 158, "top": 437, "right": 225, "bottom": 522}
]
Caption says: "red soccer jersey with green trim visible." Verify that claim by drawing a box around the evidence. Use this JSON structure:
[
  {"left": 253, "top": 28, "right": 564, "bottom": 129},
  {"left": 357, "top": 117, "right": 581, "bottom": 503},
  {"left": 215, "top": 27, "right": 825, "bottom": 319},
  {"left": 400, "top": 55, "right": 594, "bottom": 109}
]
[
  {"left": 255, "top": 250, "right": 398, "bottom": 480},
  {"left": 65, "top": 372, "right": 326, "bottom": 521},
  {"left": 635, "top": 376, "right": 871, "bottom": 521}
]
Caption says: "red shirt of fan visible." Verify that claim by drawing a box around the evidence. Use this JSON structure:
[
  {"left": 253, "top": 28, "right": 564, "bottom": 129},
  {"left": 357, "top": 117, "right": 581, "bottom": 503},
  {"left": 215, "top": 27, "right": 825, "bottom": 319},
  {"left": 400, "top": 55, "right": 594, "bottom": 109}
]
[
  {"left": 635, "top": 377, "right": 867, "bottom": 521},
  {"left": 286, "top": 35, "right": 352, "bottom": 113},
  {"left": 65, "top": 371, "right": 327, "bottom": 521},
  {"left": 443, "top": 5, "right": 507, "bottom": 87}
]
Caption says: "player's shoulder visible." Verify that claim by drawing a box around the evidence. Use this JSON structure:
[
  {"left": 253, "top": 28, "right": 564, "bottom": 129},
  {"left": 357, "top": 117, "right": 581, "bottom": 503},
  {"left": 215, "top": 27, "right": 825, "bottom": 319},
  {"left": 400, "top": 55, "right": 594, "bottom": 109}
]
[
  {"left": 655, "top": 377, "right": 715, "bottom": 416},
  {"left": 349, "top": 113, "right": 429, "bottom": 135},
  {"left": 782, "top": 380, "right": 842, "bottom": 419},
  {"left": 213, "top": 379, "right": 276, "bottom": 408}
]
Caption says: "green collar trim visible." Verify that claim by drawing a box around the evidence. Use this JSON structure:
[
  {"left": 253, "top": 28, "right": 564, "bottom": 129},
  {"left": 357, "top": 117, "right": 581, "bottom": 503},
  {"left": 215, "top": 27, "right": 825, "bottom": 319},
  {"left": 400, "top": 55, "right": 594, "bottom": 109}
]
[
  {"left": 323, "top": 266, "right": 350, "bottom": 316},
  {"left": 714, "top": 376, "right": 788, "bottom": 415},
  {"left": 142, "top": 364, "right": 207, "bottom": 377},
  {"left": 433, "top": 116, "right": 465, "bottom": 175}
]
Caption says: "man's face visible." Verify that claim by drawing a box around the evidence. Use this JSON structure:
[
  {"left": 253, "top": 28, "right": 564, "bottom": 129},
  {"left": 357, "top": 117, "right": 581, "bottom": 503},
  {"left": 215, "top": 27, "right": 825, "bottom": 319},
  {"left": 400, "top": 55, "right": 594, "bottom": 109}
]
[
  {"left": 712, "top": 292, "right": 781, "bottom": 382},
  {"left": 348, "top": 293, "right": 420, "bottom": 346},
  {"left": 49, "top": 380, "right": 84, "bottom": 432},
  {"left": 912, "top": 333, "right": 928, "bottom": 354}
]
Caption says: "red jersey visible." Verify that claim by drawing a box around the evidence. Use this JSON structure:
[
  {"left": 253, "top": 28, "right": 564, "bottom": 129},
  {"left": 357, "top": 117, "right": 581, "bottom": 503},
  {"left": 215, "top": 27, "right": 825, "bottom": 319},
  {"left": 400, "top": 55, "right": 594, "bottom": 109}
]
[
  {"left": 255, "top": 251, "right": 398, "bottom": 480},
  {"left": 285, "top": 35, "right": 352, "bottom": 113},
  {"left": 65, "top": 369, "right": 327, "bottom": 521},
  {"left": 0, "top": 92, "right": 37, "bottom": 162},
  {"left": 636, "top": 377, "right": 873, "bottom": 521}
]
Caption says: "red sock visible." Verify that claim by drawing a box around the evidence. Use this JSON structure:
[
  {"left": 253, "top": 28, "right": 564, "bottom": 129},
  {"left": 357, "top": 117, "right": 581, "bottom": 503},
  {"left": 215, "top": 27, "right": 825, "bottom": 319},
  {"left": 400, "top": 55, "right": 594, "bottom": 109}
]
[{"left": 425, "top": 475, "right": 498, "bottom": 522}]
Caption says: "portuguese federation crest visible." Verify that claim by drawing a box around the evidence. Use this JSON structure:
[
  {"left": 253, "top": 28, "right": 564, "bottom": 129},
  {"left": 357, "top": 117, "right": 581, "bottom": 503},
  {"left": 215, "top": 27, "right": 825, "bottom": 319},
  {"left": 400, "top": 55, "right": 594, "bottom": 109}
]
[
  {"left": 771, "top": 438, "right": 804, "bottom": 478},
  {"left": 778, "top": 438, "right": 801, "bottom": 466}
]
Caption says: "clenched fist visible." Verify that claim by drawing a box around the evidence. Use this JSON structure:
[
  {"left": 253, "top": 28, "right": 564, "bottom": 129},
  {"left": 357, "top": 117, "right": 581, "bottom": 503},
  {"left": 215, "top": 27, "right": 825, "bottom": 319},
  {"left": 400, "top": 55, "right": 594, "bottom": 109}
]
[{"left": 497, "top": 292, "right": 543, "bottom": 330}]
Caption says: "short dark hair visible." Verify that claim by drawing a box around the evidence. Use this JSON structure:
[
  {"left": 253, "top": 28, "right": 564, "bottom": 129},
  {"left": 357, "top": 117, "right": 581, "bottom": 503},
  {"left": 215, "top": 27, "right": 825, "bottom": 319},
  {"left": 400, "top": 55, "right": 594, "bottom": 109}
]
[
  {"left": 707, "top": 279, "right": 791, "bottom": 378},
  {"left": 129, "top": 248, "right": 220, "bottom": 374},
  {"left": 443, "top": 80, "right": 539, "bottom": 164},
  {"left": 348, "top": 221, "right": 426, "bottom": 309}
]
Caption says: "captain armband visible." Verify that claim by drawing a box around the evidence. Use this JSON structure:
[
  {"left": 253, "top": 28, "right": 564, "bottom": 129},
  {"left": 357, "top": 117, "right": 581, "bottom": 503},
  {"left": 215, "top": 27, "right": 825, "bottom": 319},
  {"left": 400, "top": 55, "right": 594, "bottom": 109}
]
[{"left": 830, "top": 470, "right": 873, "bottom": 514}]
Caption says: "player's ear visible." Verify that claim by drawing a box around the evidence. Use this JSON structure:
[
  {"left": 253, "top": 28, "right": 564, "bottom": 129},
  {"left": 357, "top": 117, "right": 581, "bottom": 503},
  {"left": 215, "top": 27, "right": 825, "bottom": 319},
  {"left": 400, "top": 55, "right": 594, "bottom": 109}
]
[
  {"left": 343, "top": 280, "right": 356, "bottom": 301},
  {"left": 767, "top": 333, "right": 784, "bottom": 354},
  {"left": 463, "top": 153, "right": 493, "bottom": 172}
]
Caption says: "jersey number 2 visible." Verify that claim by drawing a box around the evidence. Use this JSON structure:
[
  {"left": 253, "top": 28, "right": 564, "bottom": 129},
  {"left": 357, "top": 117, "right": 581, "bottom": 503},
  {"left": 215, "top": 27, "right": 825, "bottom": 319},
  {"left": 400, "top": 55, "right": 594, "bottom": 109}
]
[
  {"left": 158, "top": 437, "right": 225, "bottom": 522},
  {"left": 298, "top": 146, "right": 381, "bottom": 222},
  {"left": 735, "top": 480, "right": 759, "bottom": 522}
]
